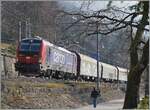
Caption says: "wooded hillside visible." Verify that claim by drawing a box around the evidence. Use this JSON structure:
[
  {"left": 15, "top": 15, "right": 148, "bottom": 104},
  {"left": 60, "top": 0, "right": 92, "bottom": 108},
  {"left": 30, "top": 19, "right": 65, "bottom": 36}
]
[{"left": 1, "top": 1, "right": 130, "bottom": 68}]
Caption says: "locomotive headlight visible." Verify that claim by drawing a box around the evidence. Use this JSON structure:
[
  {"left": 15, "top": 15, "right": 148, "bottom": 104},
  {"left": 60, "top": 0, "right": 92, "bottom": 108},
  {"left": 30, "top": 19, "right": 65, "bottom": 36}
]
[
  {"left": 26, "top": 56, "right": 31, "bottom": 59},
  {"left": 38, "top": 58, "right": 42, "bottom": 63}
]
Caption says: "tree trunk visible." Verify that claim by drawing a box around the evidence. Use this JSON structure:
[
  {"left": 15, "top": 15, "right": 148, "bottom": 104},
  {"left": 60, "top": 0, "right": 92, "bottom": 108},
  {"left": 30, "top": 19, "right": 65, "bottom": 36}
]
[
  {"left": 123, "top": 1, "right": 149, "bottom": 108},
  {"left": 145, "top": 66, "right": 149, "bottom": 97},
  {"left": 123, "top": 40, "right": 149, "bottom": 108},
  {"left": 123, "top": 64, "right": 145, "bottom": 108}
]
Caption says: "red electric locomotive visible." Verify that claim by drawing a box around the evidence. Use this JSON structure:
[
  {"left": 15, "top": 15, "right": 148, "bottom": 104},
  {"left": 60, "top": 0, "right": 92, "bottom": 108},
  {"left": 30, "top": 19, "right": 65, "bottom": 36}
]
[
  {"left": 15, "top": 37, "right": 46, "bottom": 76},
  {"left": 15, "top": 36, "right": 77, "bottom": 78}
]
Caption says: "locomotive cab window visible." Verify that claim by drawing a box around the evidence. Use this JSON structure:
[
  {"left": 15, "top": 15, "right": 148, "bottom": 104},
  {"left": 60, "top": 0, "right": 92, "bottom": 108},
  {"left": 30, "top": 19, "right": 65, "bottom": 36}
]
[
  {"left": 30, "top": 43, "right": 41, "bottom": 52},
  {"left": 19, "top": 39, "right": 42, "bottom": 55}
]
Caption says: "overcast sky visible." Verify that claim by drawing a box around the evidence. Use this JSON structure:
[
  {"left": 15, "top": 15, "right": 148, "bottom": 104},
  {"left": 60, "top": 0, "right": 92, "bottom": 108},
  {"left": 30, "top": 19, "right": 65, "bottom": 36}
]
[{"left": 65, "top": 1, "right": 138, "bottom": 11}]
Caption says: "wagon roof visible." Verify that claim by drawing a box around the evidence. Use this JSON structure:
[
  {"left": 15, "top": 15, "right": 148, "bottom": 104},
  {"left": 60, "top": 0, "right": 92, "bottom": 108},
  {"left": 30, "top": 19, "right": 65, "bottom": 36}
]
[
  {"left": 100, "top": 62, "right": 116, "bottom": 69},
  {"left": 117, "top": 67, "right": 128, "bottom": 72},
  {"left": 79, "top": 53, "right": 97, "bottom": 62}
]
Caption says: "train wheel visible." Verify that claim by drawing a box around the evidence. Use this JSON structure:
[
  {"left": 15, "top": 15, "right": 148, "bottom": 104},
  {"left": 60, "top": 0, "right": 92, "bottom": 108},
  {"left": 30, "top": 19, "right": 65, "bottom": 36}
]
[
  {"left": 63, "top": 73, "right": 68, "bottom": 80},
  {"left": 41, "top": 71, "right": 46, "bottom": 79},
  {"left": 51, "top": 71, "right": 55, "bottom": 79},
  {"left": 47, "top": 70, "right": 52, "bottom": 79}
]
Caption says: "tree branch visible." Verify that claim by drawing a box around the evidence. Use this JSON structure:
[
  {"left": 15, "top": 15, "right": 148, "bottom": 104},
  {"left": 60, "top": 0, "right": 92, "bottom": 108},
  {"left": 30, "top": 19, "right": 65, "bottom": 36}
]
[
  {"left": 61, "top": 10, "right": 149, "bottom": 31},
  {"left": 87, "top": 24, "right": 128, "bottom": 35}
]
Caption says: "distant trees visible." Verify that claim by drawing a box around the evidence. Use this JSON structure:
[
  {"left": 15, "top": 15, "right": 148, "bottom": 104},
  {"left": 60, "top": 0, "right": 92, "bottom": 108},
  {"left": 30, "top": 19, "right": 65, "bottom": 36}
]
[
  {"left": 1, "top": 1, "right": 61, "bottom": 43},
  {"left": 2, "top": 1, "right": 130, "bottom": 68},
  {"left": 60, "top": 1, "right": 149, "bottom": 109}
]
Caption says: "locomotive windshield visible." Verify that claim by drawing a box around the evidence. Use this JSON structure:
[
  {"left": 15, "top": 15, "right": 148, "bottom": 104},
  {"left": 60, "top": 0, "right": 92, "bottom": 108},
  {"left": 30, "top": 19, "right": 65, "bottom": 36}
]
[{"left": 19, "top": 39, "right": 42, "bottom": 55}]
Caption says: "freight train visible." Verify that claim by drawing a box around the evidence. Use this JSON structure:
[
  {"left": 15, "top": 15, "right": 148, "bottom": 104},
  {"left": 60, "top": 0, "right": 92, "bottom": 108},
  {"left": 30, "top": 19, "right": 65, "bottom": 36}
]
[{"left": 15, "top": 36, "right": 128, "bottom": 82}]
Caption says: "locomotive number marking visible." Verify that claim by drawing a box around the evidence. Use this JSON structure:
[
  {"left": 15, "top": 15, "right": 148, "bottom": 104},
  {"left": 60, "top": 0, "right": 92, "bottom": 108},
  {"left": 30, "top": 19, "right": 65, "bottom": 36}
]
[{"left": 53, "top": 52, "right": 65, "bottom": 64}]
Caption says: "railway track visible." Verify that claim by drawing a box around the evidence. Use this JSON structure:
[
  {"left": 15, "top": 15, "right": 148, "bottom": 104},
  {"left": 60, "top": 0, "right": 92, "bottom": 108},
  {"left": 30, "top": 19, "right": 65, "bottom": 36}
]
[{"left": 2, "top": 73, "right": 126, "bottom": 92}]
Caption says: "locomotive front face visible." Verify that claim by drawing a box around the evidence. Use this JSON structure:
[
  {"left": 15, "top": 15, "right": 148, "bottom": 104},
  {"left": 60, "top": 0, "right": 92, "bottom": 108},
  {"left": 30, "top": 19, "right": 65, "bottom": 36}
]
[{"left": 15, "top": 38, "right": 42, "bottom": 74}]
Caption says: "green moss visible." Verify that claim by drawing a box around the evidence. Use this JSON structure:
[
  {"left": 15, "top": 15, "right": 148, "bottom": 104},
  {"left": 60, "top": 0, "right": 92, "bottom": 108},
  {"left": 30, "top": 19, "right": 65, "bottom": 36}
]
[
  {"left": 1, "top": 43, "right": 16, "bottom": 55},
  {"left": 7, "top": 44, "right": 16, "bottom": 55},
  {"left": 138, "top": 96, "right": 149, "bottom": 109}
]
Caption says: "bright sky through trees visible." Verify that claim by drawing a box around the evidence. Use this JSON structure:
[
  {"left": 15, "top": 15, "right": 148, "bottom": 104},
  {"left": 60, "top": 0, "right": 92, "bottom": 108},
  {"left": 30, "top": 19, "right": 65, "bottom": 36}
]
[{"left": 63, "top": 1, "right": 138, "bottom": 11}]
